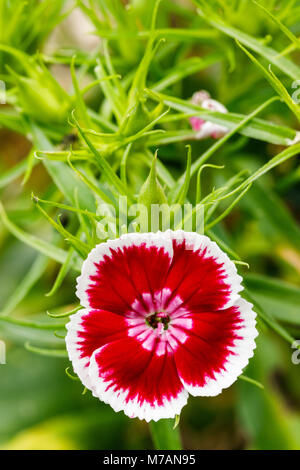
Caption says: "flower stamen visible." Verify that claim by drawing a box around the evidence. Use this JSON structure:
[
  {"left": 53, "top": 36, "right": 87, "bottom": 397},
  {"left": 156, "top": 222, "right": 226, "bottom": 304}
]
[{"left": 146, "top": 312, "right": 170, "bottom": 330}]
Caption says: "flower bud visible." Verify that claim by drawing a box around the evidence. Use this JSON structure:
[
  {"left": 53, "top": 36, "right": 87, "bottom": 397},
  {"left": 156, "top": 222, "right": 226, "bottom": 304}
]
[
  {"left": 138, "top": 153, "right": 168, "bottom": 231},
  {"left": 12, "top": 64, "right": 71, "bottom": 126},
  {"left": 190, "top": 90, "right": 228, "bottom": 139}
]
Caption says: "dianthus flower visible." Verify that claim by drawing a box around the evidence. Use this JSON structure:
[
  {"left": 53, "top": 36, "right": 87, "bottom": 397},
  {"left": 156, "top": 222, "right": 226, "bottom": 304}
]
[
  {"left": 189, "top": 90, "right": 228, "bottom": 139},
  {"left": 66, "top": 230, "right": 257, "bottom": 421}
]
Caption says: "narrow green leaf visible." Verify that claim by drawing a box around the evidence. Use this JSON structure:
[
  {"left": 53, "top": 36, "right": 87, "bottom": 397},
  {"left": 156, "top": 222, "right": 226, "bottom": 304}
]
[
  {"left": 239, "top": 374, "right": 264, "bottom": 390},
  {"left": 149, "top": 419, "right": 182, "bottom": 450},
  {"left": 244, "top": 290, "right": 297, "bottom": 346},
  {"left": 0, "top": 254, "right": 48, "bottom": 316},
  {"left": 219, "top": 143, "right": 300, "bottom": 202},
  {"left": 0, "top": 316, "right": 66, "bottom": 330},
  {"left": 252, "top": 0, "right": 300, "bottom": 48},
  {"left": 71, "top": 113, "right": 133, "bottom": 200},
  {"left": 29, "top": 123, "right": 96, "bottom": 212},
  {"left": 0, "top": 201, "right": 81, "bottom": 270},
  {"left": 22, "top": 148, "right": 36, "bottom": 185},
  {"left": 205, "top": 183, "right": 252, "bottom": 230},
  {"left": 70, "top": 55, "right": 92, "bottom": 128},
  {"left": 237, "top": 41, "right": 300, "bottom": 123},
  {"left": 65, "top": 367, "right": 80, "bottom": 381},
  {"left": 196, "top": 164, "right": 224, "bottom": 203},
  {"left": 147, "top": 90, "right": 294, "bottom": 146},
  {"left": 242, "top": 181, "right": 300, "bottom": 252},
  {"left": 152, "top": 53, "right": 222, "bottom": 92},
  {"left": 32, "top": 193, "right": 100, "bottom": 221},
  {"left": 34, "top": 200, "right": 91, "bottom": 258},
  {"left": 174, "top": 145, "right": 192, "bottom": 204},
  {"left": 170, "top": 96, "right": 280, "bottom": 199},
  {"left": 0, "top": 158, "right": 30, "bottom": 189},
  {"left": 67, "top": 154, "right": 116, "bottom": 206},
  {"left": 120, "top": 143, "right": 132, "bottom": 188},
  {"left": 46, "top": 248, "right": 75, "bottom": 297},
  {"left": 25, "top": 342, "right": 68, "bottom": 357},
  {"left": 245, "top": 274, "right": 300, "bottom": 325},
  {"left": 47, "top": 305, "right": 81, "bottom": 318},
  {"left": 196, "top": 1, "right": 300, "bottom": 80}
]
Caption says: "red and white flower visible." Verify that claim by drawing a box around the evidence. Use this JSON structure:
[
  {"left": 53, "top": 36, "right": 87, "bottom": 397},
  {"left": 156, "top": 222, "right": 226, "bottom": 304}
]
[
  {"left": 189, "top": 90, "right": 228, "bottom": 139},
  {"left": 66, "top": 230, "right": 257, "bottom": 421}
]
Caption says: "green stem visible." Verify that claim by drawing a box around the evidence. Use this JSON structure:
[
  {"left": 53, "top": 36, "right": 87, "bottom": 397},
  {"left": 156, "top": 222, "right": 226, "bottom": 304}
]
[{"left": 149, "top": 419, "right": 182, "bottom": 450}]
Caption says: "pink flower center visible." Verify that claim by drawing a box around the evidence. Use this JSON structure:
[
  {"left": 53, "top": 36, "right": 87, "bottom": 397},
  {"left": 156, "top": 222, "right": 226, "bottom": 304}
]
[
  {"left": 126, "top": 288, "right": 193, "bottom": 355},
  {"left": 146, "top": 312, "right": 170, "bottom": 331}
]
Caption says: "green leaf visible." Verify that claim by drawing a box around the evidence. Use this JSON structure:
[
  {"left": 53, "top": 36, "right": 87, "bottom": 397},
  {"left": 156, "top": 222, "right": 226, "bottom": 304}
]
[
  {"left": 120, "top": 143, "right": 132, "bottom": 188},
  {"left": 147, "top": 90, "right": 296, "bottom": 145},
  {"left": 205, "top": 183, "right": 252, "bottom": 230},
  {"left": 0, "top": 109, "right": 29, "bottom": 135},
  {"left": 236, "top": 41, "right": 300, "bottom": 123},
  {"left": 171, "top": 96, "right": 280, "bottom": 199},
  {"left": 0, "top": 254, "right": 48, "bottom": 317},
  {"left": 71, "top": 113, "right": 132, "bottom": 200},
  {"left": 245, "top": 274, "right": 300, "bottom": 325},
  {"left": 94, "top": 57, "right": 124, "bottom": 123},
  {"left": 29, "top": 123, "right": 96, "bottom": 212},
  {"left": 46, "top": 248, "right": 75, "bottom": 297},
  {"left": 127, "top": 0, "right": 161, "bottom": 108},
  {"left": 149, "top": 419, "right": 182, "bottom": 450},
  {"left": 173, "top": 145, "right": 192, "bottom": 205},
  {"left": 252, "top": 0, "right": 300, "bottom": 49},
  {"left": 32, "top": 194, "right": 100, "bottom": 222},
  {"left": 244, "top": 290, "right": 297, "bottom": 346},
  {"left": 219, "top": 143, "right": 300, "bottom": 203},
  {"left": 47, "top": 305, "right": 81, "bottom": 318},
  {"left": 242, "top": 181, "right": 300, "bottom": 252},
  {"left": 152, "top": 53, "right": 222, "bottom": 92},
  {"left": 22, "top": 148, "right": 36, "bottom": 185},
  {"left": 94, "top": 27, "right": 219, "bottom": 42},
  {"left": 0, "top": 158, "right": 30, "bottom": 189},
  {"left": 34, "top": 201, "right": 91, "bottom": 258},
  {"left": 25, "top": 342, "right": 68, "bottom": 358},
  {"left": 196, "top": 164, "right": 224, "bottom": 203},
  {"left": 196, "top": 1, "right": 300, "bottom": 80},
  {"left": 239, "top": 374, "right": 264, "bottom": 390},
  {"left": 70, "top": 55, "right": 92, "bottom": 128},
  {"left": 0, "top": 202, "right": 81, "bottom": 270},
  {"left": 237, "top": 333, "right": 300, "bottom": 450},
  {"left": 0, "top": 316, "right": 66, "bottom": 331},
  {"left": 66, "top": 154, "right": 116, "bottom": 206}
]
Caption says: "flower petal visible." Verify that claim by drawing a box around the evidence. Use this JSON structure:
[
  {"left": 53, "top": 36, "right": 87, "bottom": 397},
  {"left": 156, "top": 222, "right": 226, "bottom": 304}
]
[
  {"left": 190, "top": 91, "right": 228, "bottom": 139},
  {"left": 88, "top": 337, "right": 188, "bottom": 421},
  {"left": 173, "top": 298, "right": 258, "bottom": 396},
  {"left": 76, "top": 232, "right": 173, "bottom": 313},
  {"left": 164, "top": 231, "right": 243, "bottom": 312},
  {"left": 69, "top": 230, "right": 258, "bottom": 418},
  {"left": 65, "top": 308, "right": 127, "bottom": 390}
]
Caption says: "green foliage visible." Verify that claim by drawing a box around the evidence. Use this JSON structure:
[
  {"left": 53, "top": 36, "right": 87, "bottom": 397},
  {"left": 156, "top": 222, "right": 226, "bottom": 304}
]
[{"left": 0, "top": 0, "right": 300, "bottom": 450}]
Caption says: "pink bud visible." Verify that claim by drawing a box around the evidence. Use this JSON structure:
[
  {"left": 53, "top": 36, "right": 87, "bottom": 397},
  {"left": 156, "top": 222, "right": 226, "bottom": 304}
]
[{"left": 189, "top": 90, "right": 228, "bottom": 139}]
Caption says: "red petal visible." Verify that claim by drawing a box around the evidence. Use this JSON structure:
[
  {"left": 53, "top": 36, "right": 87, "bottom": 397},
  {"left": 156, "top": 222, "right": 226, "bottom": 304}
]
[
  {"left": 174, "top": 298, "right": 257, "bottom": 396},
  {"left": 76, "top": 233, "right": 172, "bottom": 314},
  {"left": 65, "top": 309, "right": 127, "bottom": 390},
  {"left": 164, "top": 232, "right": 241, "bottom": 312},
  {"left": 88, "top": 337, "right": 188, "bottom": 421}
]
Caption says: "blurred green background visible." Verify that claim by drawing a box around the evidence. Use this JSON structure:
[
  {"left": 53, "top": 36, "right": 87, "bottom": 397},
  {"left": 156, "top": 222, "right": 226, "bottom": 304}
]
[{"left": 1, "top": 0, "right": 300, "bottom": 449}]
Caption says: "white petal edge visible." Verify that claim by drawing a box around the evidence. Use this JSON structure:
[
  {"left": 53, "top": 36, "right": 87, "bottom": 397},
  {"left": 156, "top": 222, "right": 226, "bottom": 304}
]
[
  {"left": 88, "top": 345, "right": 189, "bottom": 422},
  {"left": 65, "top": 308, "right": 95, "bottom": 391},
  {"left": 176, "top": 297, "right": 258, "bottom": 397},
  {"left": 166, "top": 230, "right": 243, "bottom": 309},
  {"left": 76, "top": 231, "right": 174, "bottom": 308},
  {"left": 76, "top": 230, "right": 243, "bottom": 310}
]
